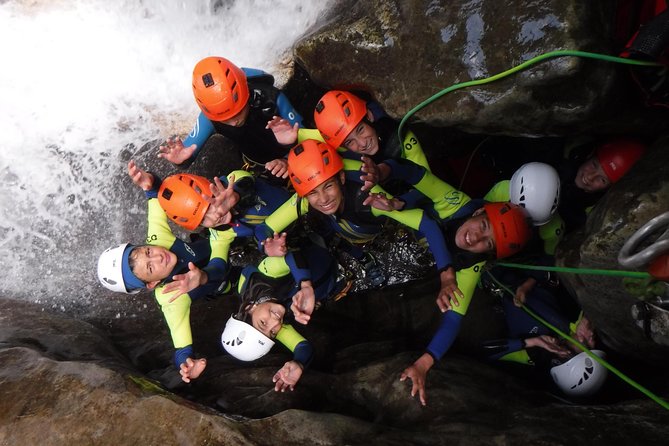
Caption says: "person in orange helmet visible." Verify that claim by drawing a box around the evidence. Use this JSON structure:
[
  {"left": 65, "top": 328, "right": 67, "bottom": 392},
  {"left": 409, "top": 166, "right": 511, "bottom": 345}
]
[{"left": 158, "top": 56, "right": 303, "bottom": 178}]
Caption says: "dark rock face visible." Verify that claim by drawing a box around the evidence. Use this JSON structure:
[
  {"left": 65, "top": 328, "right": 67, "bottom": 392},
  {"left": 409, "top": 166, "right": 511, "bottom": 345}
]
[
  {"left": 3, "top": 297, "right": 669, "bottom": 446},
  {"left": 295, "top": 0, "right": 669, "bottom": 137},
  {"left": 558, "top": 138, "right": 669, "bottom": 366}
]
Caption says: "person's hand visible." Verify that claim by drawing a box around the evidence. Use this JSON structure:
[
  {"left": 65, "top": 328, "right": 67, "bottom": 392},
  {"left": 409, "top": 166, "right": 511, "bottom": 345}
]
[
  {"left": 363, "top": 192, "right": 405, "bottom": 211},
  {"left": 513, "top": 278, "right": 537, "bottom": 307},
  {"left": 163, "top": 262, "right": 208, "bottom": 302},
  {"left": 359, "top": 155, "right": 379, "bottom": 191},
  {"left": 525, "top": 335, "right": 571, "bottom": 358},
  {"left": 262, "top": 232, "right": 288, "bottom": 257},
  {"left": 399, "top": 352, "right": 434, "bottom": 406},
  {"left": 204, "top": 175, "right": 237, "bottom": 212},
  {"left": 127, "top": 160, "right": 154, "bottom": 191},
  {"left": 290, "top": 281, "right": 315, "bottom": 325},
  {"left": 157, "top": 136, "right": 196, "bottom": 165},
  {"left": 179, "top": 357, "right": 207, "bottom": 383},
  {"left": 265, "top": 158, "right": 289, "bottom": 179},
  {"left": 436, "top": 268, "right": 463, "bottom": 312},
  {"left": 574, "top": 315, "right": 596, "bottom": 349},
  {"left": 266, "top": 116, "right": 299, "bottom": 145},
  {"left": 272, "top": 360, "right": 304, "bottom": 392}
]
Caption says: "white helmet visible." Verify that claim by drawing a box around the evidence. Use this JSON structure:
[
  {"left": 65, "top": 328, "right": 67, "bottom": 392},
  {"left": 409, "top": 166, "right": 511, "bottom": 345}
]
[
  {"left": 97, "top": 243, "right": 140, "bottom": 294},
  {"left": 510, "top": 162, "right": 561, "bottom": 226},
  {"left": 550, "top": 350, "right": 607, "bottom": 397},
  {"left": 221, "top": 316, "right": 274, "bottom": 361}
]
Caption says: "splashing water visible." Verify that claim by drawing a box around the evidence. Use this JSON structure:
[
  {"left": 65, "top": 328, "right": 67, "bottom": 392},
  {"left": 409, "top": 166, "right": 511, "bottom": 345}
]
[{"left": 0, "top": 0, "right": 331, "bottom": 314}]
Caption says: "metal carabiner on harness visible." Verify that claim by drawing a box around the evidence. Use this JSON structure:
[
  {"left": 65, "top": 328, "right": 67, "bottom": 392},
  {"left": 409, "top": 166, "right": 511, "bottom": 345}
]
[{"left": 618, "top": 211, "right": 669, "bottom": 269}]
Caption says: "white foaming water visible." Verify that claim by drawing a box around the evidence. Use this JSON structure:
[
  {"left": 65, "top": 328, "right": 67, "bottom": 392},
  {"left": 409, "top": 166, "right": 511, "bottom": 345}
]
[{"left": 0, "top": 0, "right": 331, "bottom": 312}]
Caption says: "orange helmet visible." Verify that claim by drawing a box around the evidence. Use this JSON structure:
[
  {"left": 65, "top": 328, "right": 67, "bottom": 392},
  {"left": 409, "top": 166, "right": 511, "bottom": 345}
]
[
  {"left": 596, "top": 138, "right": 646, "bottom": 183},
  {"left": 158, "top": 174, "right": 212, "bottom": 230},
  {"left": 314, "top": 90, "right": 368, "bottom": 149},
  {"left": 287, "top": 139, "right": 344, "bottom": 196},
  {"left": 192, "top": 57, "right": 249, "bottom": 122},
  {"left": 484, "top": 202, "right": 533, "bottom": 259}
]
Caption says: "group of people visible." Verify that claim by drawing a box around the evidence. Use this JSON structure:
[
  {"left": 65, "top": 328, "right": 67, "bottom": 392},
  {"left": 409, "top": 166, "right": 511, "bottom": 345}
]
[{"left": 97, "top": 55, "right": 646, "bottom": 403}]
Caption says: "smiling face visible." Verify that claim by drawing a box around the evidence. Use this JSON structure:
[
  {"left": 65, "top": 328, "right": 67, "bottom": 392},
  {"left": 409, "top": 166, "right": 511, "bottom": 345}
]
[
  {"left": 249, "top": 301, "right": 285, "bottom": 339},
  {"left": 129, "top": 245, "right": 177, "bottom": 285},
  {"left": 575, "top": 156, "right": 610, "bottom": 193},
  {"left": 342, "top": 120, "right": 379, "bottom": 156},
  {"left": 454, "top": 210, "right": 496, "bottom": 254},
  {"left": 305, "top": 172, "right": 346, "bottom": 215}
]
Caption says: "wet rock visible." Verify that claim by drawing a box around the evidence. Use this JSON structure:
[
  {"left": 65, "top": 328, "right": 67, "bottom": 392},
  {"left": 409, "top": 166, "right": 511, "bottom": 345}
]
[
  {"left": 558, "top": 138, "right": 669, "bottom": 368},
  {"left": 295, "top": 0, "right": 669, "bottom": 138}
]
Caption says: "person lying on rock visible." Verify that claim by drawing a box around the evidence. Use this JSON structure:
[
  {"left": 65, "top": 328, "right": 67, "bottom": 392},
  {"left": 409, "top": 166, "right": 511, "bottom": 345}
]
[
  {"left": 158, "top": 56, "right": 303, "bottom": 179},
  {"left": 254, "top": 139, "right": 452, "bottom": 291},
  {"left": 220, "top": 242, "right": 351, "bottom": 392},
  {"left": 97, "top": 161, "right": 246, "bottom": 384},
  {"left": 479, "top": 269, "right": 607, "bottom": 399},
  {"left": 392, "top": 171, "right": 533, "bottom": 406}
]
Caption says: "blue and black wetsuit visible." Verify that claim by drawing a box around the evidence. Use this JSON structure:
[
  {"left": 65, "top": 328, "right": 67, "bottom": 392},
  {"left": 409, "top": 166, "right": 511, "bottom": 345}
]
[
  {"left": 238, "top": 243, "right": 348, "bottom": 368},
  {"left": 183, "top": 68, "right": 303, "bottom": 167}
]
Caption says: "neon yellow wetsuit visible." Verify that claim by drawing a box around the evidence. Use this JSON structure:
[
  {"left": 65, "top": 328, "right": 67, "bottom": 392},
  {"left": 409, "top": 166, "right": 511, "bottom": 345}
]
[{"left": 145, "top": 198, "right": 235, "bottom": 368}]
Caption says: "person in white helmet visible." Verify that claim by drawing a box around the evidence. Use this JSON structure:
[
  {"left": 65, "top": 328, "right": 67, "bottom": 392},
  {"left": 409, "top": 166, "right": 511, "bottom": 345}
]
[
  {"left": 221, "top": 242, "right": 352, "bottom": 392},
  {"left": 97, "top": 161, "right": 236, "bottom": 384}
]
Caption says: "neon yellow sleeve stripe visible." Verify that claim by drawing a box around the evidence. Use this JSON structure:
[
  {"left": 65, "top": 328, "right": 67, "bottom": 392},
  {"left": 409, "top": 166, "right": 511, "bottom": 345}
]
[
  {"left": 413, "top": 170, "right": 471, "bottom": 220},
  {"left": 402, "top": 130, "right": 431, "bottom": 171},
  {"left": 539, "top": 214, "right": 565, "bottom": 255},
  {"left": 258, "top": 256, "right": 291, "bottom": 278},
  {"left": 262, "top": 193, "right": 304, "bottom": 234},
  {"left": 297, "top": 128, "right": 325, "bottom": 144},
  {"left": 484, "top": 180, "right": 510, "bottom": 202},
  {"left": 208, "top": 227, "right": 236, "bottom": 262},
  {"left": 451, "top": 261, "right": 485, "bottom": 316},
  {"left": 147, "top": 198, "right": 176, "bottom": 249},
  {"left": 499, "top": 349, "right": 533, "bottom": 365},
  {"left": 275, "top": 323, "right": 306, "bottom": 352},
  {"left": 154, "top": 288, "right": 193, "bottom": 348}
]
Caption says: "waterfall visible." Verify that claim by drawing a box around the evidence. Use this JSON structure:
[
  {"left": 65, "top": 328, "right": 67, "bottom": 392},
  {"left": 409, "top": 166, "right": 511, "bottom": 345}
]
[{"left": 0, "top": 0, "right": 331, "bottom": 314}]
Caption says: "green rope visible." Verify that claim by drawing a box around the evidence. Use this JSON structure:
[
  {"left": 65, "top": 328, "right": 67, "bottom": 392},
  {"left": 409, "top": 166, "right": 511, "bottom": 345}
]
[
  {"left": 485, "top": 271, "right": 669, "bottom": 410},
  {"left": 497, "top": 262, "right": 651, "bottom": 279},
  {"left": 398, "top": 50, "right": 662, "bottom": 140}
]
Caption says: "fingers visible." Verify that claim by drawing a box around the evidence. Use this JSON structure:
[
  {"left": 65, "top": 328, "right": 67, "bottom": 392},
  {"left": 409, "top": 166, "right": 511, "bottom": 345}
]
[{"left": 418, "top": 387, "right": 427, "bottom": 406}]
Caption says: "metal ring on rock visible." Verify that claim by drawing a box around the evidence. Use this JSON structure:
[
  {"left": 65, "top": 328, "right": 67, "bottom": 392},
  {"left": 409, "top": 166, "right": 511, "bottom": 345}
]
[{"left": 618, "top": 211, "right": 669, "bottom": 269}]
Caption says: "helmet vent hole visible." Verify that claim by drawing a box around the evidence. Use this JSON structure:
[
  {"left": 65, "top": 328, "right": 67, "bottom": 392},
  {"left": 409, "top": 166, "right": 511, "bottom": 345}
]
[
  {"left": 202, "top": 73, "right": 214, "bottom": 88},
  {"left": 161, "top": 189, "right": 173, "bottom": 200},
  {"left": 315, "top": 101, "right": 325, "bottom": 113}
]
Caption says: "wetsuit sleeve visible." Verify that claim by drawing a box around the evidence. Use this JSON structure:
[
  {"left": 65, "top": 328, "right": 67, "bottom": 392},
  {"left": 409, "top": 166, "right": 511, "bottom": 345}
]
[
  {"left": 539, "top": 213, "right": 565, "bottom": 255},
  {"left": 297, "top": 128, "right": 325, "bottom": 143},
  {"left": 388, "top": 160, "right": 471, "bottom": 220},
  {"left": 284, "top": 250, "right": 311, "bottom": 284},
  {"left": 425, "top": 261, "right": 485, "bottom": 360},
  {"left": 257, "top": 255, "right": 291, "bottom": 279},
  {"left": 483, "top": 180, "right": 510, "bottom": 202},
  {"left": 401, "top": 130, "right": 430, "bottom": 171},
  {"left": 481, "top": 338, "right": 527, "bottom": 362},
  {"left": 202, "top": 227, "right": 235, "bottom": 283},
  {"left": 254, "top": 193, "right": 306, "bottom": 250},
  {"left": 147, "top": 198, "right": 177, "bottom": 249},
  {"left": 276, "top": 92, "right": 303, "bottom": 127},
  {"left": 180, "top": 112, "right": 216, "bottom": 166},
  {"left": 275, "top": 324, "right": 314, "bottom": 368},
  {"left": 153, "top": 285, "right": 194, "bottom": 367}
]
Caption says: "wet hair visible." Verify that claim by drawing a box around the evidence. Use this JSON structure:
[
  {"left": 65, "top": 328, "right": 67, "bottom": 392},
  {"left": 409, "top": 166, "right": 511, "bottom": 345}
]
[{"left": 237, "top": 279, "right": 276, "bottom": 323}]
